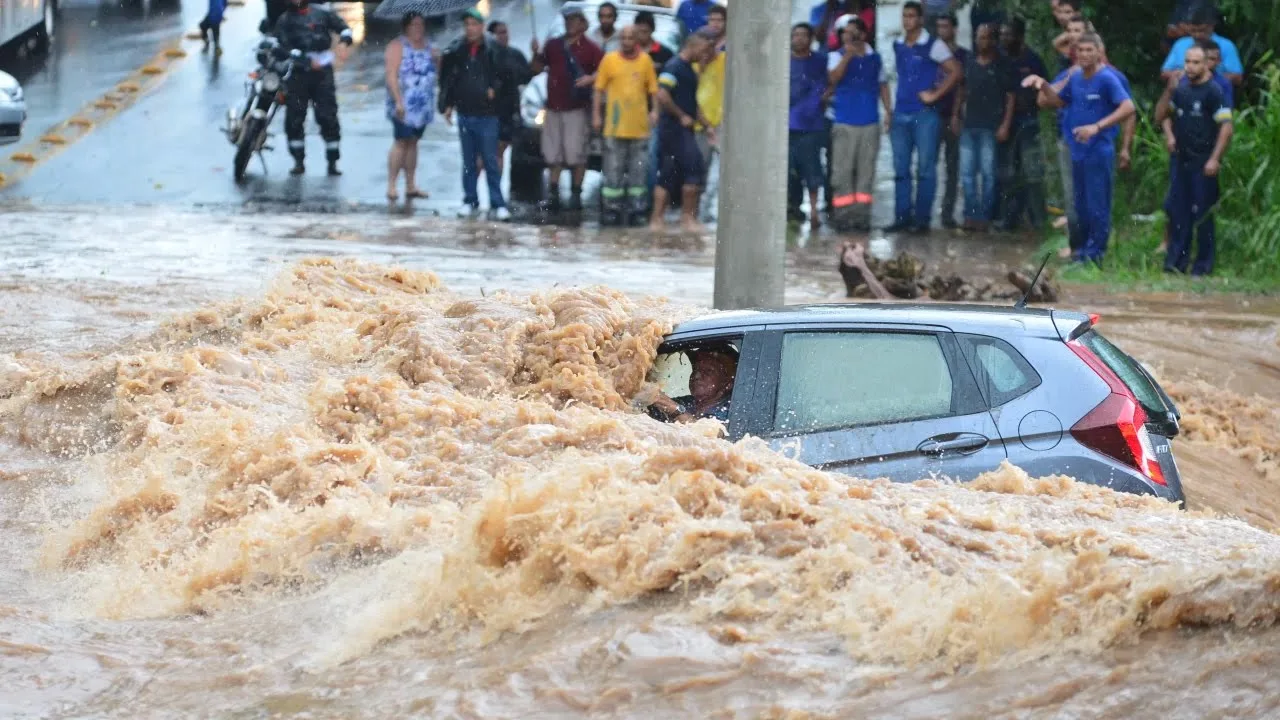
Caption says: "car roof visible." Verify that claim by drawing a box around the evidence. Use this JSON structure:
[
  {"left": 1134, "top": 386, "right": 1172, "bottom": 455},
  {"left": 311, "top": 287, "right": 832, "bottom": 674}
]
[{"left": 668, "top": 303, "right": 1088, "bottom": 338}]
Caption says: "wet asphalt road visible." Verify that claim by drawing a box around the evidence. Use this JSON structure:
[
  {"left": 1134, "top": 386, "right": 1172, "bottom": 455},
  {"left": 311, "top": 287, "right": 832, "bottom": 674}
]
[{"left": 0, "top": 0, "right": 601, "bottom": 213}]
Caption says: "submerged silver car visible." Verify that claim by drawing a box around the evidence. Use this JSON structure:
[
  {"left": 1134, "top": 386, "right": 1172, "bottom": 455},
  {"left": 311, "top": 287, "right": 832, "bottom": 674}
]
[
  {"left": 0, "top": 71, "right": 26, "bottom": 146},
  {"left": 649, "top": 303, "right": 1185, "bottom": 505}
]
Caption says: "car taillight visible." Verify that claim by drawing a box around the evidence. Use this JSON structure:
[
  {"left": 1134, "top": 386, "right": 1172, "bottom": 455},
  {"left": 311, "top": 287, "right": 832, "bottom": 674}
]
[{"left": 1067, "top": 341, "right": 1167, "bottom": 486}]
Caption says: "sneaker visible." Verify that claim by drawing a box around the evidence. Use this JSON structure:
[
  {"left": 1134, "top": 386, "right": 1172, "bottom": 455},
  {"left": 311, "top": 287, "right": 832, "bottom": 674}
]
[
  {"left": 491, "top": 206, "right": 512, "bottom": 222},
  {"left": 456, "top": 203, "right": 479, "bottom": 218}
]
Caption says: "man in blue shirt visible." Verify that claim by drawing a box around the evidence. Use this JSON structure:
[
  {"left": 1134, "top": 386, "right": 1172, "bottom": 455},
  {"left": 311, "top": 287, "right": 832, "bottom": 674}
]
[
  {"left": 676, "top": 0, "right": 716, "bottom": 34},
  {"left": 787, "top": 23, "right": 830, "bottom": 228},
  {"left": 1161, "top": 8, "right": 1243, "bottom": 87},
  {"left": 997, "top": 17, "right": 1048, "bottom": 231},
  {"left": 1026, "top": 33, "right": 1135, "bottom": 264},
  {"left": 827, "top": 15, "right": 889, "bottom": 232},
  {"left": 887, "top": 1, "right": 961, "bottom": 233},
  {"left": 1156, "top": 45, "right": 1234, "bottom": 276}
]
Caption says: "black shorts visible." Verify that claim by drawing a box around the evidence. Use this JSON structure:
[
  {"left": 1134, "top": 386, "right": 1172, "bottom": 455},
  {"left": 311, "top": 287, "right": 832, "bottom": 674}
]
[
  {"left": 498, "top": 116, "right": 515, "bottom": 144},
  {"left": 657, "top": 128, "right": 704, "bottom": 195}
]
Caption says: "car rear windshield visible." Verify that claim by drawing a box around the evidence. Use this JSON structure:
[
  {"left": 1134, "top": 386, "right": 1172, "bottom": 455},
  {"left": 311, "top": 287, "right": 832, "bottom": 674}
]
[{"left": 1078, "top": 331, "right": 1171, "bottom": 420}]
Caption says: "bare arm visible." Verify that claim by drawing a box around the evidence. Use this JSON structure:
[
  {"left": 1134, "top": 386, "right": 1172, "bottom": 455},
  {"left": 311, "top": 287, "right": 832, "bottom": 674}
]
[
  {"left": 1000, "top": 91, "right": 1014, "bottom": 132},
  {"left": 1095, "top": 98, "right": 1136, "bottom": 132},
  {"left": 827, "top": 52, "right": 855, "bottom": 86},
  {"left": 1209, "top": 119, "right": 1234, "bottom": 166},
  {"left": 1034, "top": 77, "right": 1065, "bottom": 109},
  {"left": 1052, "top": 33, "right": 1072, "bottom": 57},
  {"left": 1121, "top": 112, "right": 1136, "bottom": 157},
  {"left": 384, "top": 42, "right": 404, "bottom": 106},
  {"left": 656, "top": 87, "right": 686, "bottom": 121},
  {"left": 879, "top": 82, "right": 892, "bottom": 116},
  {"left": 1154, "top": 83, "right": 1175, "bottom": 124},
  {"left": 935, "top": 57, "right": 961, "bottom": 97}
]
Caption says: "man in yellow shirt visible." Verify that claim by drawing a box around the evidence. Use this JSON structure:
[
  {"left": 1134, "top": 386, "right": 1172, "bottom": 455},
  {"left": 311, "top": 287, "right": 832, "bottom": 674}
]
[
  {"left": 593, "top": 25, "right": 660, "bottom": 226},
  {"left": 695, "top": 4, "right": 726, "bottom": 221}
]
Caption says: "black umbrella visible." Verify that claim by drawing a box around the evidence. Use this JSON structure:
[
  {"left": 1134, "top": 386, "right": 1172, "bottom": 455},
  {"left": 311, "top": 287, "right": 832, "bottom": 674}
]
[{"left": 372, "top": 0, "right": 480, "bottom": 21}]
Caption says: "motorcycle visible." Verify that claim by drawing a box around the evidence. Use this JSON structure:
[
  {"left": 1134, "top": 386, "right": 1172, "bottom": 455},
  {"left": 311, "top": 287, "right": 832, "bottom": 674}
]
[{"left": 223, "top": 36, "right": 302, "bottom": 182}]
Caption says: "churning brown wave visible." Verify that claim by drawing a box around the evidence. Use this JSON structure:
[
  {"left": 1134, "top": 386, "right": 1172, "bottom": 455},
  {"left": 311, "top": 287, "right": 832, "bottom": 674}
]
[{"left": 4, "top": 258, "right": 1280, "bottom": 717}]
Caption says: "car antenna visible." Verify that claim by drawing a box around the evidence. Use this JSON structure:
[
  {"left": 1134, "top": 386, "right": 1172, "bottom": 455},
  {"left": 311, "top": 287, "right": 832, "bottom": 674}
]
[{"left": 1014, "top": 252, "right": 1052, "bottom": 310}]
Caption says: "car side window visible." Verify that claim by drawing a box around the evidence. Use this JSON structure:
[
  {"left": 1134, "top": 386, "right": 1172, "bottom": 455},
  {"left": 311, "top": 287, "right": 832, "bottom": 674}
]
[
  {"left": 773, "top": 332, "right": 954, "bottom": 435},
  {"left": 648, "top": 337, "right": 743, "bottom": 400},
  {"left": 957, "top": 334, "right": 1041, "bottom": 407}
]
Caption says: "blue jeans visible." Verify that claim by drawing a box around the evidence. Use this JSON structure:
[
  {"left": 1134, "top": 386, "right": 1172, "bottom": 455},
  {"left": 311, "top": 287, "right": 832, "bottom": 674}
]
[
  {"left": 458, "top": 114, "right": 504, "bottom": 209},
  {"left": 1165, "top": 154, "right": 1219, "bottom": 276},
  {"left": 1070, "top": 147, "right": 1115, "bottom": 262},
  {"left": 890, "top": 108, "right": 941, "bottom": 226},
  {"left": 959, "top": 128, "right": 997, "bottom": 222}
]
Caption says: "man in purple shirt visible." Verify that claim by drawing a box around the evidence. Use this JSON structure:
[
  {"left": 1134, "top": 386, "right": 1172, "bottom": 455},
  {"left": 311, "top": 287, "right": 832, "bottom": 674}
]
[{"left": 787, "top": 23, "right": 829, "bottom": 228}]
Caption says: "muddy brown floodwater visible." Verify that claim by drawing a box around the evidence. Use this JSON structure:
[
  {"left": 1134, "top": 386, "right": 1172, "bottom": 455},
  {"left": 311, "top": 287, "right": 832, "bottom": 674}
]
[{"left": 1, "top": 210, "right": 1279, "bottom": 719}]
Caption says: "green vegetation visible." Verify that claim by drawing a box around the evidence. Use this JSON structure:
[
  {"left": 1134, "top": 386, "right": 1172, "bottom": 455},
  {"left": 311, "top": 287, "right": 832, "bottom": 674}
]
[{"left": 961, "top": 0, "right": 1280, "bottom": 289}]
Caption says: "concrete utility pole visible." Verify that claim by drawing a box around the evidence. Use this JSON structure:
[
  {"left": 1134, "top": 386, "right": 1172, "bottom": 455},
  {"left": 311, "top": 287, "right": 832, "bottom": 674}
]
[{"left": 712, "top": 0, "right": 789, "bottom": 310}]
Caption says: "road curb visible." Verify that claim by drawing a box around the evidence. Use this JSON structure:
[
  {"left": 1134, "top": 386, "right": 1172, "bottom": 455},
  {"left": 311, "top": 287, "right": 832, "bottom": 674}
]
[{"left": 0, "top": 41, "right": 193, "bottom": 189}]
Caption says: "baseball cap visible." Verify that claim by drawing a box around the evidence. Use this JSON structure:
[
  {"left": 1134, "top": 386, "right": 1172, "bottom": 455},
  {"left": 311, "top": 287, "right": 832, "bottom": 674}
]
[
  {"left": 462, "top": 7, "right": 485, "bottom": 23},
  {"left": 561, "top": 5, "right": 586, "bottom": 19},
  {"left": 834, "top": 14, "right": 866, "bottom": 34}
]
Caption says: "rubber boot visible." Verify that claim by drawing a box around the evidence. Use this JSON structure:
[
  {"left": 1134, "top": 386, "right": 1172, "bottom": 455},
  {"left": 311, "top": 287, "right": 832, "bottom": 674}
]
[{"left": 290, "top": 154, "right": 305, "bottom": 176}]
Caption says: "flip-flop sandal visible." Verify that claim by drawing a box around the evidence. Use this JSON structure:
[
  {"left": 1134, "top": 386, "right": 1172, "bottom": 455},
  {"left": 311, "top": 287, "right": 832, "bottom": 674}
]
[
  {"left": 387, "top": 192, "right": 399, "bottom": 202},
  {"left": 406, "top": 188, "right": 429, "bottom": 199}
]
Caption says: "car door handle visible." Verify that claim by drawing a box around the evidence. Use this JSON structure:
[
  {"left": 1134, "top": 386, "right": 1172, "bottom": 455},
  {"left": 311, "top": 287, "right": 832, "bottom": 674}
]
[{"left": 917, "top": 434, "right": 989, "bottom": 456}]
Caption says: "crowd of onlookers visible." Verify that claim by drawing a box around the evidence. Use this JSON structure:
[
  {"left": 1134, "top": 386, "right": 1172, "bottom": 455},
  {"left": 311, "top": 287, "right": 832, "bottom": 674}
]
[
  {"left": 382, "top": 0, "right": 1242, "bottom": 274},
  {"left": 786, "top": 0, "right": 1241, "bottom": 275},
  {"left": 417, "top": 1, "right": 727, "bottom": 230}
]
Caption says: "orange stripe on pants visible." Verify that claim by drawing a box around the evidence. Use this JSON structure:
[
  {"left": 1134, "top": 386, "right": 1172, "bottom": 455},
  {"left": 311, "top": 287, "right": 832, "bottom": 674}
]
[
  {"left": 832, "top": 193, "right": 857, "bottom": 208},
  {"left": 853, "top": 192, "right": 874, "bottom": 204}
]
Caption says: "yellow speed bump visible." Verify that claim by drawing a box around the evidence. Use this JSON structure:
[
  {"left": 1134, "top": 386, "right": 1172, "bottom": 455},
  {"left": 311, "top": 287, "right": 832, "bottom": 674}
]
[
  {"left": 67, "top": 117, "right": 93, "bottom": 128},
  {"left": 93, "top": 100, "right": 118, "bottom": 110},
  {"left": 185, "top": 31, "right": 204, "bottom": 39},
  {"left": 164, "top": 48, "right": 188, "bottom": 58},
  {"left": 10, "top": 152, "right": 37, "bottom": 162},
  {"left": 140, "top": 65, "right": 164, "bottom": 75},
  {"left": 39, "top": 134, "right": 67, "bottom": 144},
  {"left": 117, "top": 82, "right": 141, "bottom": 93}
]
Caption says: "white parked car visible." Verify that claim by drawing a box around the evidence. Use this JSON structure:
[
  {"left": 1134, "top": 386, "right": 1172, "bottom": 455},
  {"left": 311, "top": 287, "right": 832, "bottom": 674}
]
[{"left": 0, "top": 71, "right": 26, "bottom": 146}]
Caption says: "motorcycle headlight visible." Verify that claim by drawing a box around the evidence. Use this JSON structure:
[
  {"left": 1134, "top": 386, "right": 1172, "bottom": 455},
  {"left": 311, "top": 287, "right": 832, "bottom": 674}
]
[{"left": 261, "top": 72, "right": 281, "bottom": 93}]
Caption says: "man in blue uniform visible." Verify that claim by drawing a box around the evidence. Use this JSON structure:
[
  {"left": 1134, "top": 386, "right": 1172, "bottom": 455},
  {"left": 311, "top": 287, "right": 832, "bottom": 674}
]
[
  {"left": 1156, "top": 44, "right": 1233, "bottom": 276},
  {"left": 1024, "top": 33, "right": 1134, "bottom": 264},
  {"left": 887, "top": 1, "right": 961, "bottom": 233}
]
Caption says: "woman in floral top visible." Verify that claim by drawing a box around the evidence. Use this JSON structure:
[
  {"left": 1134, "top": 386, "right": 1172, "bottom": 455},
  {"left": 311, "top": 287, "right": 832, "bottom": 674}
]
[{"left": 385, "top": 11, "right": 439, "bottom": 201}]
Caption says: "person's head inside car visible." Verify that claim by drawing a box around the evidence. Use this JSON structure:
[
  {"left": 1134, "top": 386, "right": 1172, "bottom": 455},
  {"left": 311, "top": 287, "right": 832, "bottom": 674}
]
[
  {"left": 688, "top": 347, "right": 736, "bottom": 411},
  {"left": 649, "top": 345, "right": 738, "bottom": 423}
]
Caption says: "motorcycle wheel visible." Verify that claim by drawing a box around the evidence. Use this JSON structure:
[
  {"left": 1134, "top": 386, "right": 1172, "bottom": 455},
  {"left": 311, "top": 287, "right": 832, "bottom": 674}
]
[{"left": 233, "top": 116, "right": 265, "bottom": 182}]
